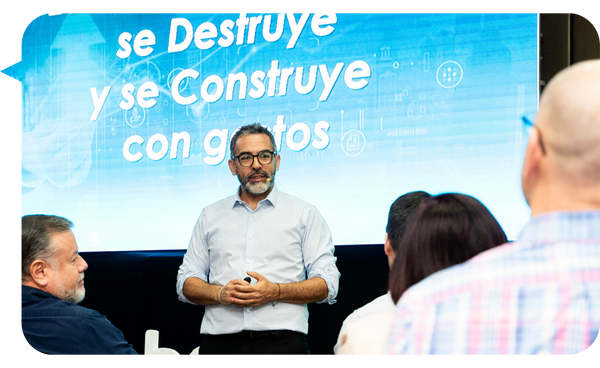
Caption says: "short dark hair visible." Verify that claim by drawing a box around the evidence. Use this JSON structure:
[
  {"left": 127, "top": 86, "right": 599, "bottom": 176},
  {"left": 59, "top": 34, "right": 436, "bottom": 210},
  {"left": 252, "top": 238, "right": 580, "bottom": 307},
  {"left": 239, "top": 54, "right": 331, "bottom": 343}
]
[
  {"left": 22, "top": 215, "right": 73, "bottom": 281},
  {"left": 230, "top": 123, "right": 277, "bottom": 158},
  {"left": 389, "top": 193, "right": 507, "bottom": 303},
  {"left": 386, "top": 191, "right": 431, "bottom": 252}
]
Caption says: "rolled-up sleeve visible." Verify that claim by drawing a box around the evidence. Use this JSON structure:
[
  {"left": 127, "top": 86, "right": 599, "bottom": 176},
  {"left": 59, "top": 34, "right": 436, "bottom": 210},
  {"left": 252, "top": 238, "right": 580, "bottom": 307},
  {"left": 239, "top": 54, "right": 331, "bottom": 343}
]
[
  {"left": 302, "top": 206, "right": 340, "bottom": 304},
  {"left": 176, "top": 213, "right": 210, "bottom": 305}
]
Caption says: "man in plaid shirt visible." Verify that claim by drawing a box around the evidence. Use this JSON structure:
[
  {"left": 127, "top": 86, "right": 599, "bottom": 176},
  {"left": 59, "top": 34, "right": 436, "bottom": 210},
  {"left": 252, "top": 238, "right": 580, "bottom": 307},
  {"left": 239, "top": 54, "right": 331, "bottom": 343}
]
[{"left": 386, "top": 60, "right": 600, "bottom": 354}]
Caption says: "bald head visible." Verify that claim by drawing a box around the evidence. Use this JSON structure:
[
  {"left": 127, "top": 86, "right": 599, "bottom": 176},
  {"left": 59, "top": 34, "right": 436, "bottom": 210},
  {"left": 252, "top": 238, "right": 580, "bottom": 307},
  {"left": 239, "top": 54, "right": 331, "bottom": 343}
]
[
  {"left": 522, "top": 60, "right": 600, "bottom": 214},
  {"left": 539, "top": 60, "right": 600, "bottom": 176}
]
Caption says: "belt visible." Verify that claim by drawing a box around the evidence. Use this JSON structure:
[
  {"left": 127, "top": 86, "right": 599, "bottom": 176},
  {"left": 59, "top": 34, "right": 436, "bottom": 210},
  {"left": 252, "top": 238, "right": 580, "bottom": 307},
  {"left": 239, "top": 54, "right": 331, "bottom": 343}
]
[
  {"left": 234, "top": 330, "right": 282, "bottom": 339},
  {"left": 206, "top": 329, "right": 290, "bottom": 341}
]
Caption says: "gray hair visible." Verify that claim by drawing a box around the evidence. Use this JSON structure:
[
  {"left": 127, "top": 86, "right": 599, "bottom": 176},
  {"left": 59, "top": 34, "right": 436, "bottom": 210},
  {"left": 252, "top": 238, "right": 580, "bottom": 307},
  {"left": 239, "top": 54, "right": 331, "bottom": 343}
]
[
  {"left": 230, "top": 123, "right": 277, "bottom": 158},
  {"left": 22, "top": 215, "right": 73, "bottom": 281}
]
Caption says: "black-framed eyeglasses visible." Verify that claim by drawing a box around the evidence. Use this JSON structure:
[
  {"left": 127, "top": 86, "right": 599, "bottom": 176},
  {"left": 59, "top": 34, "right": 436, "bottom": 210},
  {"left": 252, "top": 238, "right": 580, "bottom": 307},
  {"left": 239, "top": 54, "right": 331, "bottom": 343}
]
[
  {"left": 521, "top": 113, "right": 546, "bottom": 155},
  {"left": 232, "top": 150, "right": 277, "bottom": 167}
]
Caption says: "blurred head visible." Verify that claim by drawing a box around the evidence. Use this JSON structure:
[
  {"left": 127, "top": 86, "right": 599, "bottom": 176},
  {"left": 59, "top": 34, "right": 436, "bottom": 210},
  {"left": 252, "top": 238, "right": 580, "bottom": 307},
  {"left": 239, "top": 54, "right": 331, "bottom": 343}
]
[
  {"left": 521, "top": 60, "right": 600, "bottom": 215},
  {"left": 389, "top": 193, "right": 507, "bottom": 303},
  {"left": 384, "top": 191, "right": 431, "bottom": 266},
  {"left": 22, "top": 215, "right": 88, "bottom": 304}
]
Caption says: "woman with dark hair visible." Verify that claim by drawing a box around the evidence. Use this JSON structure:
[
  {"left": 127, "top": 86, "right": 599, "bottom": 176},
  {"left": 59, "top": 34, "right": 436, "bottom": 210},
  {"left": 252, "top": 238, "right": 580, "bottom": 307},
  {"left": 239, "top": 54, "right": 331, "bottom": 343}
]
[{"left": 389, "top": 193, "right": 508, "bottom": 303}]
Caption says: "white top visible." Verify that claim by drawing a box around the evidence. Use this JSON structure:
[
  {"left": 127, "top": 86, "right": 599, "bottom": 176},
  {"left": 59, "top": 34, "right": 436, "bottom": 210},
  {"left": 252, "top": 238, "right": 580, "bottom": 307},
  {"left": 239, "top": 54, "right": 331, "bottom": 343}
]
[{"left": 338, "top": 310, "right": 395, "bottom": 354}]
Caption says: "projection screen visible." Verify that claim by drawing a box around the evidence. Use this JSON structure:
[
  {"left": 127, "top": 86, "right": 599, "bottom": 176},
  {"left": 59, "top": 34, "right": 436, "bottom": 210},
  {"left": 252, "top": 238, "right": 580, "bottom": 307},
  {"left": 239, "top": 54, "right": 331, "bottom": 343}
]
[{"left": 9, "top": 13, "right": 539, "bottom": 251}]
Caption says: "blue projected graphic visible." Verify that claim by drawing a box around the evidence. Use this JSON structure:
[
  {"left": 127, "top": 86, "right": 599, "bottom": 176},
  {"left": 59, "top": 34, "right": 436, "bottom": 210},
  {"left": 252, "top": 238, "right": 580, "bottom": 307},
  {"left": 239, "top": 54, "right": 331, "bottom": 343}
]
[{"left": 5, "top": 13, "right": 538, "bottom": 251}]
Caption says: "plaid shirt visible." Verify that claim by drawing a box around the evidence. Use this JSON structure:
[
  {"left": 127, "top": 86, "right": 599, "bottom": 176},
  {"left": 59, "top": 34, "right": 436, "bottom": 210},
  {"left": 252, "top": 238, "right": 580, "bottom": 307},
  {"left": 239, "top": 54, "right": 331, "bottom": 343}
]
[{"left": 386, "top": 210, "right": 600, "bottom": 354}]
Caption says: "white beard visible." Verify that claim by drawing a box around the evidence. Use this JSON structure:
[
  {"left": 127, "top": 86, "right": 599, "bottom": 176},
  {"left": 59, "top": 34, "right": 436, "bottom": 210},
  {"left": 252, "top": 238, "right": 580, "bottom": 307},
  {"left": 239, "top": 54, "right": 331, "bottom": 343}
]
[
  {"left": 54, "top": 272, "right": 86, "bottom": 304},
  {"left": 244, "top": 177, "right": 274, "bottom": 195}
]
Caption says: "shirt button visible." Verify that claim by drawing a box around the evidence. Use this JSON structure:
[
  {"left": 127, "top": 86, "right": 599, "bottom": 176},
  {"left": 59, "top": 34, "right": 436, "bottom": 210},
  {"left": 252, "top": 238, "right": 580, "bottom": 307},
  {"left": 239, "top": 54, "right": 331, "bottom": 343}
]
[
  {"left": 245, "top": 308, "right": 251, "bottom": 313},
  {"left": 249, "top": 236, "right": 253, "bottom": 240}
]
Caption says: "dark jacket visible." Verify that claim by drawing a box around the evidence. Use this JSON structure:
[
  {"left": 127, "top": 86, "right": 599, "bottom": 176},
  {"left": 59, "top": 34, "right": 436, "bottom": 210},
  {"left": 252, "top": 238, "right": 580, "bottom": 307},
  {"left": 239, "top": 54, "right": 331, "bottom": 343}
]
[{"left": 21, "top": 285, "right": 137, "bottom": 354}]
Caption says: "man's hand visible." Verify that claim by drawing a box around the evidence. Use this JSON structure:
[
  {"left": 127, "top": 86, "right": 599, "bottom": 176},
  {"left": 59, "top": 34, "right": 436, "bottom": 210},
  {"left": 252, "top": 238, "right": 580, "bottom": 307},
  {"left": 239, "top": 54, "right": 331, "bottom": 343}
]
[
  {"left": 229, "top": 271, "right": 278, "bottom": 308},
  {"left": 215, "top": 272, "right": 328, "bottom": 308},
  {"left": 218, "top": 278, "right": 254, "bottom": 306}
]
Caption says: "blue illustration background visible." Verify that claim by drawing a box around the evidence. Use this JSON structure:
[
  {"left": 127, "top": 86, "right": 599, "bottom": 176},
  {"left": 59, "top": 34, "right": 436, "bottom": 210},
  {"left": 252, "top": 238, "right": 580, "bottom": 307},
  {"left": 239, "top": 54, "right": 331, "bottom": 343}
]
[{"left": 5, "top": 13, "right": 538, "bottom": 251}]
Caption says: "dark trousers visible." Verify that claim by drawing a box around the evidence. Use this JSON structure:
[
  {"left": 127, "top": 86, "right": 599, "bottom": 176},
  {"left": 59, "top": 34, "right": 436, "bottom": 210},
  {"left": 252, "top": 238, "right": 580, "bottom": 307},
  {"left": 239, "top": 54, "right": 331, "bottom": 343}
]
[{"left": 198, "top": 330, "right": 310, "bottom": 354}]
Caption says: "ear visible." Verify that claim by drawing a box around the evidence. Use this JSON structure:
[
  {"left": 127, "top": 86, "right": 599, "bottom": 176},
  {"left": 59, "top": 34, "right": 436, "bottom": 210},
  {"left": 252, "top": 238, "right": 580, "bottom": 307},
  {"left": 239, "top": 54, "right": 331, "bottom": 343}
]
[
  {"left": 275, "top": 154, "right": 280, "bottom": 171},
  {"left": 521, "top": 128, "right": 544, "bottom": 204},
  {"left": 384, "top": 233, "right": 395, "bottom": 267},
  {"left": 228, "top": 158, "right": 237, "bottom": 176},
  {"left": 384, "top": 233, "right": 392, "bottom": 256},
  {"left": 29, "top": 260, "right": 52, "bottom": 287}
]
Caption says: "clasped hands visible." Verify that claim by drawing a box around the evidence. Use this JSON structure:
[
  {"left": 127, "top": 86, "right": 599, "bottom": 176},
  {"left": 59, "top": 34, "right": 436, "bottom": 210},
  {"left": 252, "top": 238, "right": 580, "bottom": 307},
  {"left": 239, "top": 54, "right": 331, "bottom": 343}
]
[{"left": 218, "top": 271, "right": 279, "bottom": 308}]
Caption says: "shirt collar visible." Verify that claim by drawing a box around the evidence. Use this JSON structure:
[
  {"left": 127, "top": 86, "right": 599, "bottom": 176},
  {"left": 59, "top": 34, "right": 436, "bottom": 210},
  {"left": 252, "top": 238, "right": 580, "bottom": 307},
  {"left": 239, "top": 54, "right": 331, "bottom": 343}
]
[
  {"left": 518, "top": 210, "right": 600, "bottom": 243},
  {"left": 22, "top": 285, "right": 59, "bottom": 300},
  {"left": 232, "top": 185, "right": 280, "bottom": 209}
]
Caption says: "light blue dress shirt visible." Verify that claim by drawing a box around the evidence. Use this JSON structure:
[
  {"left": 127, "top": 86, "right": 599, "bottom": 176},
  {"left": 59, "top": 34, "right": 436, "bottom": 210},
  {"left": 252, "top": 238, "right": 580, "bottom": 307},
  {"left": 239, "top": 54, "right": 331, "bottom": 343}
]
[{"left": 176, "top": 186, "right": 340, "bottom": 335}]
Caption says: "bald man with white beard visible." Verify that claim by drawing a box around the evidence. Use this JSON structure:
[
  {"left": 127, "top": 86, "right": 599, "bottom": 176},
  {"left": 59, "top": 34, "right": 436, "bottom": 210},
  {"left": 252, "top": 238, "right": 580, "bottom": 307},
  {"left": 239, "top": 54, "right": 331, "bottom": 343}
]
[{"left": 386, "top": 60, "right": 600, "bottom": 355}]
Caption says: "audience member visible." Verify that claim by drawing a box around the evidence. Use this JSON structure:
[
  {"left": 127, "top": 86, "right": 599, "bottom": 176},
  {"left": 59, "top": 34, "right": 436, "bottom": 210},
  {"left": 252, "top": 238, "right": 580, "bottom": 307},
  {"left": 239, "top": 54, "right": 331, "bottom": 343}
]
[
  {"left": 334, "top": 191, "right": 431, "bottom": 354},
  {"left": 389, "top": 193, "right": 508, "bottom": 304},
  {"left": 386, "top": 60, "right": 600, "bottom": 354},
  {"left": 21, "top": 215, "right": 137, "bottom": 354},
  {"left": 339, "top": 193, "right": 507, "bottom": 354}
]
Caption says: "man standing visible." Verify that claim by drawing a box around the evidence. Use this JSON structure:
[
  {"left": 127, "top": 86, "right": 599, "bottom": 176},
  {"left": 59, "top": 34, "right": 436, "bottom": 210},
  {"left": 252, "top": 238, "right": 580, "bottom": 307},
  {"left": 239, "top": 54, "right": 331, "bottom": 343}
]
[
  {"left": 386, "top": 60, "right": 600, "bottom": 354},
  {"left": 21, "top": 215, "right": 137, "bottom": 354},
  {"left": 177, "top": 123, "right": 340, "bottom": 354}
]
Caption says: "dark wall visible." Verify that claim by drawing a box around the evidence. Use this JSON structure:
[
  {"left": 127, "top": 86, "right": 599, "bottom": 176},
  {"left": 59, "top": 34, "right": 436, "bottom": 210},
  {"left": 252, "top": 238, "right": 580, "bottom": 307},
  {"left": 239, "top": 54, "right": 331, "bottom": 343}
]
[
  {"left": 540, "top": 14, "right": 599, "bottom": 94},
  {"left": 78, "top": 245, "right": 389, "bottom": 355},
  {"left": 570, "top": 14, "right": 600, "bottom": 62}
]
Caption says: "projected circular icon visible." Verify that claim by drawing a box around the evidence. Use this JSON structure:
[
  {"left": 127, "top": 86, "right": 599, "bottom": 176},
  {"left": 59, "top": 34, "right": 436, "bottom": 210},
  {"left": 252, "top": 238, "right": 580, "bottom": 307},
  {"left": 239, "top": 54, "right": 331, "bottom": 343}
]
[
  {"left": 186, "top": 101, "right": 210, "bottom": 124},
  {"left": 125, "top": 105, "right": 146, "bottom": 128},
  {"left": 78, "top": 196, "right": 97, "bottom": 218},
  {"left": 436, "top": 61, "right": 463, "bottom": 88},
  {"left": 87, "top": 232, "right": 100, "bottom": 248},
  {"left": 341, "top": 130, "right": 366, "bottom": 157},
  {"left": 128, "top": 61, "right": 161, "bottom": 84},
  {"left": 168, "top": 68, "right": 189, "bottom": 91}
]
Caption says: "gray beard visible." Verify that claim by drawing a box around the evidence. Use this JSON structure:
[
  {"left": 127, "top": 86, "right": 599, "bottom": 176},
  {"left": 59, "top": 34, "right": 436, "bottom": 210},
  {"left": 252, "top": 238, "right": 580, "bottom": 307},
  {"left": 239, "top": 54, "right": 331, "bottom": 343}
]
[
  {"left": 242, "top": 176, "right": 274, "bottom": 195},
  {"left": 52, "top": 269, "right": 86, "bottom": 304},
  {"left": 238, "top": 169, "right": 275, "bottom": 196}
]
